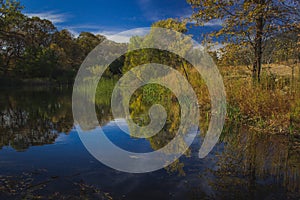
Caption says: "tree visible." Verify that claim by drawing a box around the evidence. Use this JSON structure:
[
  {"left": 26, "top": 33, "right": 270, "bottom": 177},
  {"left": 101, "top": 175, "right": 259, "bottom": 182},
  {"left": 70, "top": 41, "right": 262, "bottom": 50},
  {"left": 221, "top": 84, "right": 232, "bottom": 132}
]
[
  {"left": 218, "top": 43, "right": 254, "bottom": 68},
  {"left": 152, "top": 18, "right": 188, "bottom": 33},
  {"left": 24, "top": 16, "right": 56, "bottom": 48},
  {"left": 52, "top": 29, "right": 81, "bottom": 71},
  {"left": 0, "top": 0, "right": 25, "bottom": 74},
  {"left": 124, "top": 19, "right": 190, "bottom": 73},
  {"left": 76, "top": 32, "right": 105, "bottom": 58},
  {"left": 18, "top": 16, "right": 58, "bottom": 77},
  {"left": 187, "top": 0, "right": 300, "bottom": 81},
  {"left": 263, "top": 32, "right": 299, "bottom": 64},
  {"left": 21, "top": 46, "right": 59, "bottom": 78}
]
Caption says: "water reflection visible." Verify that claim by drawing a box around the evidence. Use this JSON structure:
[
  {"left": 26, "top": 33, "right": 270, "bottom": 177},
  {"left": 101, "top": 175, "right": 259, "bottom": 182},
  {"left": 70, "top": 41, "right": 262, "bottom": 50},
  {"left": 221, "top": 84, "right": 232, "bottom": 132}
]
[
  {"left": 214, "top": 128, "right": 300, "bottom": 198},
  {"left": 0, "top": 88, "right": 73, "bottom": 151},
  {"left": 0, "top": 88, "right": 114, "bottom": 151},
  {"left": 0, "top": 87, "right": 299, "bottom": 199}
]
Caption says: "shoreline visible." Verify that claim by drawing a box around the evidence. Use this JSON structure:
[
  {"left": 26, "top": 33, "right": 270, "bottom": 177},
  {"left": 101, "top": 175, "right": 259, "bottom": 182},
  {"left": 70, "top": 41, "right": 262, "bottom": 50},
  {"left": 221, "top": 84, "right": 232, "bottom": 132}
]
[{"left": 0, "top": 77, "right": 74, "bottom": 88}]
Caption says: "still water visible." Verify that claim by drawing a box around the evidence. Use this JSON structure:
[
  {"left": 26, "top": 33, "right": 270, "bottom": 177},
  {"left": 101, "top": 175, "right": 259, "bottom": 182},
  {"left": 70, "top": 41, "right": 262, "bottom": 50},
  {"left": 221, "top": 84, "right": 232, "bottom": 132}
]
[{"left": 0, "top": 87, "right": 299, "bottom": 199}]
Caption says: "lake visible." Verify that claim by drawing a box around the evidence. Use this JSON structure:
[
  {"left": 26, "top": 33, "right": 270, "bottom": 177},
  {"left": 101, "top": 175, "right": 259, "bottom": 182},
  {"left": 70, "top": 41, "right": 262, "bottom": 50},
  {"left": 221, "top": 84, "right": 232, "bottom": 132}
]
[{"left": 0, "top": 87, "right": 299, "bottom": 199}]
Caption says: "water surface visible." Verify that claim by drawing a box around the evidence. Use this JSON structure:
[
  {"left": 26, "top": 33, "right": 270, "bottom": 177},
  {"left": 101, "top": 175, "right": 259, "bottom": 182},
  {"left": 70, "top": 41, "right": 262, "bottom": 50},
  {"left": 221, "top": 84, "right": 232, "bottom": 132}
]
[{"left": 0, "top": 88, "right": 299, "bottom": 199}]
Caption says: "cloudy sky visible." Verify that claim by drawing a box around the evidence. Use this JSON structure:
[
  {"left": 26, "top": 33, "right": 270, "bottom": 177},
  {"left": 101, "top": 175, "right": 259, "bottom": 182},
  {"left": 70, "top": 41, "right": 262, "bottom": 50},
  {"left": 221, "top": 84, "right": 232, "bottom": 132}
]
[{"left": 23, "top": 0, "right": 221, "bottom": 42}]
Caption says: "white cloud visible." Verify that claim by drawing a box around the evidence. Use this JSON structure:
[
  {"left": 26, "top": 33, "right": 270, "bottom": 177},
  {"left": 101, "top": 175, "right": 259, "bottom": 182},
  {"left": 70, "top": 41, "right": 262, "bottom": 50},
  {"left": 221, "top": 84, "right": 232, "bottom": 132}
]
[
  {"left": 65, "top": 24, "right": 105, "bottom": 30},
  {"left": 62, "top": 24, "right": 107, "bottom": 37},
  {"left": 63, "top": 26, "right": 150, "bottom": 43},
  {"left": 67, "top": 29, "right": 80, "bottom": 38},
  {"left": 210, "top": 43, "right": 225, "bottom": 51},
  {"left": 25, "top": 11, "right": 69, "bottom": 24},
  {"left": 208, "top": 43, "right": 226, "bottom": 58},
  {"left": 188, "top": 18, "right": 223, "bottom": 27},
  {"left": 94, "top": 27, "right": 150, "bottom": 43},
  {"left": 204, "top": 19, "right": 223, "bottom": 27}
]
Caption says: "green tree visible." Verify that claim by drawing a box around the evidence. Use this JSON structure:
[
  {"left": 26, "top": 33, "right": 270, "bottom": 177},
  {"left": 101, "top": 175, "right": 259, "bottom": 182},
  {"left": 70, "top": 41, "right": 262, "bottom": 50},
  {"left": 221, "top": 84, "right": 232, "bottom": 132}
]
[
  {"left": 218, "top": 43, "right": 253, "bottom": 68},
  {"left": 124, "top": 18, "right": 190, "bottom": 73},
  {"left": 0, "top": 0, "right": 25, "bottom": 74},
  {"left": 52, "top": 29, "right": 82, "bottom": 72},
  {"left": 152, "top": 18, "right": 188, "bottom": 33},
  {"left": 187, "top": 0, "right": 300, "bottom": 81},
  {"left": 76, "top": 32, "right": 105, "bottom": 58},
  {"left": 23, "top": 16, "right": 56, "bottom": 48},
  {"left": 18, "top": 16, "right": 58, "bottom": 78}
]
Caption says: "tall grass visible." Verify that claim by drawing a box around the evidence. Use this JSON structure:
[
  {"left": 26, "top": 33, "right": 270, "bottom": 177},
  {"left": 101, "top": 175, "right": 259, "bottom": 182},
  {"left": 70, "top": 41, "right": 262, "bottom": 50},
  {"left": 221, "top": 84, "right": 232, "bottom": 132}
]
[
  {"left": 221, "top": 64, "right": 300, "bottom": 134},
  {"left": 74, "top": 78, "right": 117, "bottom": 106}
]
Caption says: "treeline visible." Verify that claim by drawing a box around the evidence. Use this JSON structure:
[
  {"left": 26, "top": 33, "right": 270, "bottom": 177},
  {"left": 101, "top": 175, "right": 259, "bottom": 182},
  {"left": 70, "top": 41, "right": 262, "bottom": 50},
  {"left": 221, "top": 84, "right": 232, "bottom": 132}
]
[
  {"left": 0, "top": 0, "right": 110, "bottom": 84},
  {"left": 1, "top": 0, "right": 299, "bottom": 85}
]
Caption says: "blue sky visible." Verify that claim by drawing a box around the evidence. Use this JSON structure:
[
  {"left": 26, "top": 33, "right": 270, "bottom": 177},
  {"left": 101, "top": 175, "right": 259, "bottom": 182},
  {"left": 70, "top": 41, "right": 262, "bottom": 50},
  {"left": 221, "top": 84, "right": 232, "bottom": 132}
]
[{"left": 23, "top": 0, "right": 222, "bottom": 42}]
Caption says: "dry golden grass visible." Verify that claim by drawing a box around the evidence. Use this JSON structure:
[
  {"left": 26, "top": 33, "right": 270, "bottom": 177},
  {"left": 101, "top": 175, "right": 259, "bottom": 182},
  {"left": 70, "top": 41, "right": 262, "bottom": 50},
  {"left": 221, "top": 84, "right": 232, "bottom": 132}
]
[
  {"left": 221, "top": 63, "right": 300, "bottom": 77},
  {"left": 219, "top": 64, "right": 300, "bottom": 134}
]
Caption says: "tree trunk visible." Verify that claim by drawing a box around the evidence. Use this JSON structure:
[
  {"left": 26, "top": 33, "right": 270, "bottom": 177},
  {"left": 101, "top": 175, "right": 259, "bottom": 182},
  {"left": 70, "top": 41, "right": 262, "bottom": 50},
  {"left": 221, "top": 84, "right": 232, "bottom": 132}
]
[
  {"left": 252, "top": 60, "right": 257, "bottom": 81},
  {"left": 255, "top": 18, "right": 263, "bottom": 82},
  {"left": 253, "top": 1, "right": 264, "bottom": 83}
]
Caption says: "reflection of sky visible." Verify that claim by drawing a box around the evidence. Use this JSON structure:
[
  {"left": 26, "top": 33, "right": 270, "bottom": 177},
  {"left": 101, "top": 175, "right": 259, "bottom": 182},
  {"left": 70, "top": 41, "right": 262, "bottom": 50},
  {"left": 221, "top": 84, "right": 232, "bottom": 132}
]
[
  {"left": 98, "top": 119, "right": 153, "bottom": 153},
  {"left": 76, "top": 119, "right": 200, "bottom": 154},
  {"left": 4, "top": 116, "right": 291, "bottom": 199},
  {"left": 0, "top": 119, "right": 153, "bottom": 172},
  {"left": 0, "top": 117, "right": 221, "bottom": 199}
]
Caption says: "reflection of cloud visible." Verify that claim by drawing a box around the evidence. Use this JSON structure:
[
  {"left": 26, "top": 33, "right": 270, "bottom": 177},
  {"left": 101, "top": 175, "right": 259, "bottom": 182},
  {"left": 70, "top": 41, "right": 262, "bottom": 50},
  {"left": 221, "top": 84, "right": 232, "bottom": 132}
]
[{"left": 25, "top": 11, "right": 69, "bottom": 24}]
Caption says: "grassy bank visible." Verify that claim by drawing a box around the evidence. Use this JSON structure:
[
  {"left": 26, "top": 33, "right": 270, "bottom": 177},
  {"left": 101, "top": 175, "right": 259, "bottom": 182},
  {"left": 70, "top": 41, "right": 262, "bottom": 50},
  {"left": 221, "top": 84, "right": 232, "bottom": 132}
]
[{"left": 221, "top": 64, "right": 300, "bottom": 135}]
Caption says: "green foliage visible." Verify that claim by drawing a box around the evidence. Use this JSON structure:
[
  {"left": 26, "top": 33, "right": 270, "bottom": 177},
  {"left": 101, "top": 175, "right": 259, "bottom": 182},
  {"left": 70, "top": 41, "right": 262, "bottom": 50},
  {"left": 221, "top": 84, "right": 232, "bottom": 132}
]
[
  {"left": 218, "top": 43, "right": 254, "bottom": 67},
  {"left": 0, "top": 0, "right": 109, "bottom": 83},
  {"left": 152, "top": 18, "right": 188, "bottom": 33},
  {"left": 140, "top": 84, "right": 172, "bottom": 105},
  {"left": 0, "top": 0, "right": 25, "bottom": 74},
  {"left": 76, "top": 32, "right": 105, "bottom": 57},
  {"left": 20, "top": 47, "right": 58, "bottom": 78},
  {"left": 95, "top": 78, "right": 117, "bottom": 106},
  {"left": 124, "top": 18, "right": 192, "bottom": 75}
]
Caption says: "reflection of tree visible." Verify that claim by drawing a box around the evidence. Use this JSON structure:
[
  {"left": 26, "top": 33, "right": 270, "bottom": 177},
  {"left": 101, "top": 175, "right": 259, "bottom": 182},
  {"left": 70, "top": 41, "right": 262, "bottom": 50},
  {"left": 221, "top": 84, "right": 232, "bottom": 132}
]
[
  {"left": 0, "top": 89, "right": 74, "bottom": 151},
  {"left": 0, "top": 87, "right": 115, "bottom": 151},
  {"left": 128, "top": 82, "right": 192, "bottom": 176},
  {"left": 213, "top": 127, "right": 300, "bottom": 198}
]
